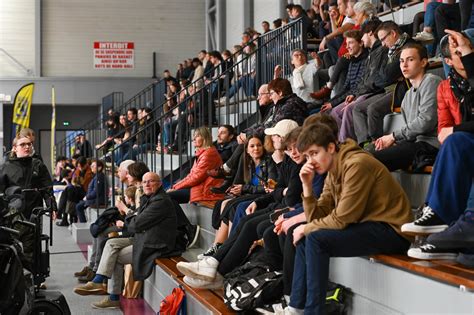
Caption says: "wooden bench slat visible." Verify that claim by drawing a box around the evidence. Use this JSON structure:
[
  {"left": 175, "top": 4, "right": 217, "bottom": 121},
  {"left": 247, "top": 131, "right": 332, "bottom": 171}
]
[
  {"left": 155, "top": 256, "right": 234, "bottom": 314},
  {"left": 175, "top": 276, "right": 234, "bottom": 314},
  {"left": 372, "top": 255, "right": 474, "bottom": 289}
]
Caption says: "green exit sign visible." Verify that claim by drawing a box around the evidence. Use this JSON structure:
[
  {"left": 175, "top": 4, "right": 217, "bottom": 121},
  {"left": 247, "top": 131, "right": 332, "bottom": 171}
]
[{"left": 62, "top": 121, "right": 70, "bottom": 126}]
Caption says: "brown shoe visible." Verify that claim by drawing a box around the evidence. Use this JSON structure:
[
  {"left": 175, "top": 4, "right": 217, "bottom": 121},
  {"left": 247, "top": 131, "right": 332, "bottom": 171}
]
[
  {"left": 74, "top": 266, "right": 91, "bottom": 277},
  {"left": 91, "top": 296, "right": 121, "bottom": 309},
  {"left": 74, "top": 281, "right": 107, "bottom": 296},
  {"left": 78, "top": 270, "right": 95, "bottom": 283},
  {"left": 310, "top": 86, "right": 331, "bottom": 100}
]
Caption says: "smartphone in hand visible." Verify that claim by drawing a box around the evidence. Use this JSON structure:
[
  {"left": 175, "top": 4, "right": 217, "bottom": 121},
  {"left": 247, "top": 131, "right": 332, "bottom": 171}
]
[{"left": 269, "top": 207, "right": 291, "bottom": 223}]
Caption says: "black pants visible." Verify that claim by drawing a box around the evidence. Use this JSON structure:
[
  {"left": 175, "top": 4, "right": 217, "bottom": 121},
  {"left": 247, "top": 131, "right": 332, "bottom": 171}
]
[
  {"left": 435, "top": 3, "right": 461, "bottom": 40},
  {"left": 214, "top": 207, "right": 273, "bottom": 275},
  {"left": 460, "top": 0, "right": 473, "bottom": 30},
  {"left": 372, "top": 140, "right": 438, "bottom": 172},
  {"left": 263, "top": 222, "right": 305, "bottom": 296},
  {"left": 225, "top": 144, "right": 244, "bottom": 170}
]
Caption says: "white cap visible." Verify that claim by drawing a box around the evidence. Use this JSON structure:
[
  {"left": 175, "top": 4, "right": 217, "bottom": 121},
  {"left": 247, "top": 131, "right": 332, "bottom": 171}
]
[{"left": 264, "top": 119, "right": 299, "bottom": 137}]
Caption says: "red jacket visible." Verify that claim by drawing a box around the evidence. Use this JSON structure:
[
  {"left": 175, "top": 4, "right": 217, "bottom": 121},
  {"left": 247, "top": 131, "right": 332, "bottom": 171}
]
[
  {"left": 172, "top": 146, "right": 224, "bottom": 202},
  {"left": 437, "top": 79, "right": 462, "bottom": 133}
]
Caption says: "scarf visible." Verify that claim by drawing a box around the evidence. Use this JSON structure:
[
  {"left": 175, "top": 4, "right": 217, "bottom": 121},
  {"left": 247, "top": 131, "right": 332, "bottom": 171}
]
[
  {"left": 388, "top": 33, "right": 409, "bottom": 63},
  {"left": 449, "top": 68, "right": 474, "bottom": 122},
  {"left": 292, "top": 64, "right": 307, "bottom": 90}
]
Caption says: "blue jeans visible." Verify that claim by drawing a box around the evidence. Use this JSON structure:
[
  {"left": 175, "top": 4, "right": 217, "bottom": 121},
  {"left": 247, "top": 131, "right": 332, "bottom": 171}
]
[
  {"left": 230, "top": 200, "right": 252, "bottom": 235},
  {"left": 290, "top": 222, "right": 410, "bottom": 314},
  {"left": 426, "top": 132, "right": 474, "bottom": 224},
  {"left": 227, "top": 74, "right": 255, "bottom": 98}
]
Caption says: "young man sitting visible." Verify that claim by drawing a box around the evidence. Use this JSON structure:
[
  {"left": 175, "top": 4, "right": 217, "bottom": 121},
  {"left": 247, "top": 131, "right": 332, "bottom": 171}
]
[
  {"left": 319, "top": 30, "right": 368, "bottom": 117},
  {"left": 401, "top": 31, "right": 474, "bottom": 265},
  {"left": 283, "top": 123, "right": 412, "bottom": 314},
  {"left": 372, "top": 42, "right": 442, "bottom": 171}
]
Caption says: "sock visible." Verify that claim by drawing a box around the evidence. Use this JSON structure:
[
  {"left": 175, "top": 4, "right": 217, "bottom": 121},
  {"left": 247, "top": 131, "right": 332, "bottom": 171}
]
[
  {"left": 109, "top": 294, "right": 120, "bottom": 301},
  {"left": 464, "top": 210, "right": 474, "bottom": 222},
  {"left": 92, "top": 274, "right": 106, "bottom": 284}
]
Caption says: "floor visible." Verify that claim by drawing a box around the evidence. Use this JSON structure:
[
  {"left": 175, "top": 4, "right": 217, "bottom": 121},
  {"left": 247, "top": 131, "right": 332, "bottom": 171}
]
[{"left": 44, "top": 216, "right": 156, "bottom": 315}]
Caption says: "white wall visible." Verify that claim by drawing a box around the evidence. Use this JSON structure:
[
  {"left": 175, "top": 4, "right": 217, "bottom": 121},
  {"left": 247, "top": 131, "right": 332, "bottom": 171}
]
[
  {"left": 225, "top": 0, "right": 245, "bottom": 49},
  {"left": 253, "top": 0, "right": 284, "bottom": 31},
  {"left": 42, "top": 0, "right": 206, "bottom": 77},
  {"left": 0, "top": 0, "right": 35, "bottom": 77}
]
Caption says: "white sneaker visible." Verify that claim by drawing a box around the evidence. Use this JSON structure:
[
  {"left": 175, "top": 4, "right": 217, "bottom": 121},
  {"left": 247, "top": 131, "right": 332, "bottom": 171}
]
[
  {"left": 183, "top": 273, "right": 223, "bottom": 289},
  {"left": 413, "top": 31, "right": 435, "bottom": 42},
  {"left": 176, "top": 257, "right": 218, "bottom": 281}
]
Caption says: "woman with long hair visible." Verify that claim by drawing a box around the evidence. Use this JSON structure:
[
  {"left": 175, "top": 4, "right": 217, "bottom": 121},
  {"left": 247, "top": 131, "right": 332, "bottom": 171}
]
[
  {"left": 199, "top": 134, "right": 277, "bottom": 259},
  {"left": 167, "top": 127, "right": 224, "bottom": 203}
]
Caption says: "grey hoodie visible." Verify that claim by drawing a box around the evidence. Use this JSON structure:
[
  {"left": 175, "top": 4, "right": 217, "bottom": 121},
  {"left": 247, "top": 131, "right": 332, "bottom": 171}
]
[{"left": 393, "top": 73, "right": 442, "bottom": 148}]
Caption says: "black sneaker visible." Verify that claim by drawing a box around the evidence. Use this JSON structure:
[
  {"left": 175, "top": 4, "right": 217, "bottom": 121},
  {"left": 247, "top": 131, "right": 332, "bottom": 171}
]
[
  {"left": 186, "top": 224, "right": 200, "bottom": 249},
  {"left": 427, "top": 214, "right": 474, "bottom": 248},
  {"left": 401, "top": 205, "right": 448, "bottom": 234},
  {"left": 197, "top": 243, "right": 222, "bottom": 260},
  {"left": 407, "top": 243, "right": 458, "bottom": 260}
]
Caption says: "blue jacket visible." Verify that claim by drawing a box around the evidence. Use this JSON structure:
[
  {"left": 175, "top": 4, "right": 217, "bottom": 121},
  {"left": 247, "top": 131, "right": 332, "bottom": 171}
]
[{"left": 85, "top": 172, "right": 107, "bottom": 206}]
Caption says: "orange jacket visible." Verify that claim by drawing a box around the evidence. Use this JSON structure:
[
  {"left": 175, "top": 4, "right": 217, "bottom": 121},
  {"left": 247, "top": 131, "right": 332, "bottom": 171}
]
[
  {"left": 172, "top": 146, "right": 224, "bottom": 202},
  {"left": 437, "top": 79, "right": 462, "bottom": 133}
]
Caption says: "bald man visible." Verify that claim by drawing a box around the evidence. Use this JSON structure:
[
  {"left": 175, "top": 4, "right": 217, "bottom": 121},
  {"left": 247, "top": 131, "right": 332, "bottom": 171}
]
[{"left": 75, "top": 172, "right": 180, "bottom": 309}]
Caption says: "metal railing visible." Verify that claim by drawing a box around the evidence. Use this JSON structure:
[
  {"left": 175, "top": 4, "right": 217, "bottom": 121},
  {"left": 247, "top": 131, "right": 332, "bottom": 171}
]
[{"left": 94, "top": 18, "right": 304, "bottom": 204}]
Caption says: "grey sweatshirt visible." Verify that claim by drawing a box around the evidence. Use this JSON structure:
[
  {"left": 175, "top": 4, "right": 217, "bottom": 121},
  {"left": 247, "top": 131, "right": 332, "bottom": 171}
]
[{"left": 393, "top": 73, "right": 442, "bottom": 148}]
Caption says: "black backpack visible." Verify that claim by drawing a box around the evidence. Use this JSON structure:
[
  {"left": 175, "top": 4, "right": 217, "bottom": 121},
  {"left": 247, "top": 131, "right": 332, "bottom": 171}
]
[
  {"left": 223, "top": 248, "right": 283, "bottom": 311},
  {"left": 89, "top": 207, "right": 122, "bottom": 238}
]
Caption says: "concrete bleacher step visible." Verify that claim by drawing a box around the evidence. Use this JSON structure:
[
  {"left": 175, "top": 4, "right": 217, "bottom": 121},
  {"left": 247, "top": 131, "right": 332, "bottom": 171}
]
[
  {"left": 329, "top": 256, "right": 474, "bottom": 314},
  {"left": 71, "top": 222, "right": 92, "bottom": 244},
  {"left": 391, "top": 171, "right": 431, "bottom": 208},
  {"left": 181, "top": 203, "right": 216, "bottom": 253}
]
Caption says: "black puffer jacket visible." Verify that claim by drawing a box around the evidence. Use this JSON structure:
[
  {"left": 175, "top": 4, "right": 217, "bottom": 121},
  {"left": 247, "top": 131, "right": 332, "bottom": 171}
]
[
  {"left": 0, "top": 155, "right": 53, "bottom": 218},
  {"left": 246, "top": 94, "right": 308, "bottom": 138}
]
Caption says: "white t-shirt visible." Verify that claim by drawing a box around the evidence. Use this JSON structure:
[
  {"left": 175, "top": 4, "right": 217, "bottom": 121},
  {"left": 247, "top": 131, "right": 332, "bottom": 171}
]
[{"left": 342, "top": 16, "right": 355, "bottom": 26}]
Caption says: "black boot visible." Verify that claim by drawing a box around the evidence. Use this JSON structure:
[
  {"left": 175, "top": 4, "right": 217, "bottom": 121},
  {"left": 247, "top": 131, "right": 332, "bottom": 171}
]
[{"left": 210, "top": 179, "right": 232, "bottom": 194}]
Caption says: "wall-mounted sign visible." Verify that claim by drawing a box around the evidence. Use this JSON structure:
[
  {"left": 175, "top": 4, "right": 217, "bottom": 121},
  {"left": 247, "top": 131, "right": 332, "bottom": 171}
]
[{"left": 93, "top": 42, "right": 134, "bottom": 69}]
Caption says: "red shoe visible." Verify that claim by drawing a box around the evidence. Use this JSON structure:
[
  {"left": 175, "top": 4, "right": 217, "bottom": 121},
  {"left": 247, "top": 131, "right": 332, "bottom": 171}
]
[
  {"left": 310, "top": 86, "right": 331, "bottom": 100},
  {"left": 207, "top": 167, "right": 230, "bottom": 179}
]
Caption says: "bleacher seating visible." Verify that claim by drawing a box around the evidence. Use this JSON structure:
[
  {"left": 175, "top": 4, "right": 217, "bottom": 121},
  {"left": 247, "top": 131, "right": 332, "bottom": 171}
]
[{"left": 55, "top": 2, "right": 474, "bottom": 312}]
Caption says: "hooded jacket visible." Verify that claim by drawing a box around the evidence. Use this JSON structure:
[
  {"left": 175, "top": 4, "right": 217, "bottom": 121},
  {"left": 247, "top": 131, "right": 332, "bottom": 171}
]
[
  {"left": 172, "top": 146, "right": 224, "bottom": 202},
  {"left": 302, "top": 140, "right": 412, "bottom": 239}
]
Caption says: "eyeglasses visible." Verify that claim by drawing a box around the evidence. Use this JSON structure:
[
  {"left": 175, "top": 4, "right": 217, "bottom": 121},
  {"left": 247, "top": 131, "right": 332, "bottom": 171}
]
[
  {"left": 379, "top": 32, "right": 391, "bottom": 44},
  {"left": 16, "top": 142, "right": 33, "bottom": 148},
  {"left": 258, "top": 92, "right": 270, "bottom": 97}
]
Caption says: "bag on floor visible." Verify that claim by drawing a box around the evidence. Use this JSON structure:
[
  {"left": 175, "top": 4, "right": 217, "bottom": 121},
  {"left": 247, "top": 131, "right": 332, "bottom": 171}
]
[
  {"left": 158, "top": 285, "right": 186, "bottom": 315},
  {"left": 122, "top": 264, "right": 143, "bottom": 299},
  {"left": 223, "top": 248, "right": 283, "bottom": 312},
  {"left": 325, "top": 281, "right": 347, "bottom": 315}
]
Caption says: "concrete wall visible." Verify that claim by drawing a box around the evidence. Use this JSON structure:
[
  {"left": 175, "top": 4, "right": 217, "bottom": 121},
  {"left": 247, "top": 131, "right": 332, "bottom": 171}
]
[
  {"left": 1, "top": 0, "right": 206, "bottom": 78},
  {"left": 0, "top": 0, "right": 35, "bottom": 77}
]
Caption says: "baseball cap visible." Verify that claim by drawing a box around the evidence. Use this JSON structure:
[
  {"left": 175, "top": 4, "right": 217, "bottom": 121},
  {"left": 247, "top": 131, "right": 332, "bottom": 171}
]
[{"left": 264, "top": 119, "right": 299, "bottom": 137}]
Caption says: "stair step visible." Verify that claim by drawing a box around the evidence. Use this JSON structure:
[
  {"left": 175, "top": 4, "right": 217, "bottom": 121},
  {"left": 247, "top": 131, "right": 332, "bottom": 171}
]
[{"left": 71, "top": 222, "right": 92, "bottom": 244}]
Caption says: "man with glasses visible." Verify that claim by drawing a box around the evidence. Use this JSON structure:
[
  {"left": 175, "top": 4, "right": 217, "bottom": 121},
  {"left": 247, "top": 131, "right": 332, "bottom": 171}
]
[
  {"left": 0, "top": 134, "right": 53, "bottom": 219},
  {"left": 352, "top": 21, "right": 415, "bottom": 148},
  {"left": 74, "top": 171, "right": 183, "bottom": 309}
]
